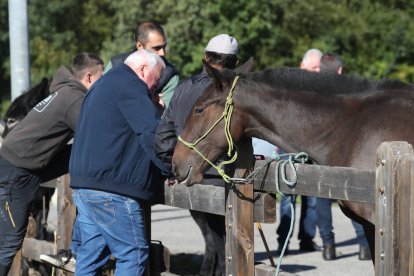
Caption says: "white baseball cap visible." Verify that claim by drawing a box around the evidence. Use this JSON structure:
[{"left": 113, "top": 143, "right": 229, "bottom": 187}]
[{"left": 204, "top": 34, "right": 238, "bottom": 55}]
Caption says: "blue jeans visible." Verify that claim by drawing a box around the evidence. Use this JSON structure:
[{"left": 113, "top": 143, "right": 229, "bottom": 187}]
[
  {"left": 316, "top": 198, "right": 334, "bottom": 246},
  {"left": 317, "top": 198, "right": 369, "bottom": 247},
  {"left": 277, "top": 195, "right": 317, "bottom": 246},
  {"left": 72, "top": 189, "right": 148, "bottom": 276},
  {"left": 70, "top": 215, "right": 81, "bottom": 255},
  {"left": 352, "top": 220, "right": 369, "bottom": 247}
]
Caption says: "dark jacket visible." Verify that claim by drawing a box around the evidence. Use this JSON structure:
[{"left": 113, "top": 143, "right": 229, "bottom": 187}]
[
  {"left": 154, "top": 69, "right": 228, "bottom": 185},
  {"left": 0, "top": 66, "right": 85, "bottom": 170},
  {"left": 69, "top": 63, "right": 169, "bottom": 201}
]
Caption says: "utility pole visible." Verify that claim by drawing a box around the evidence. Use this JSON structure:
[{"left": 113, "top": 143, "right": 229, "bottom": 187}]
[{"left": 8, "top": 0, "right": 30, "bottom": 100}]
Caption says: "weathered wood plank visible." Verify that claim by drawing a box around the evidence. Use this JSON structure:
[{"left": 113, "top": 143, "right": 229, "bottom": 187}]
[
  {"left": 162, "top": 183, "right": 225, "bottom": 214},
  {"left": 253, "top": 192, "right": 276, "bottom": 224},
  {"left": 57, "top": 175, "right": 76, "bottom": 251},
  {"left": 7, "top": 250, "right": 22, "bottom": 276},
  {"left": 253, "top": 161, "right": 375, "bottom": 203},
  {"left": 40, "top": 178, "right": 59, "bottom": 189},
  {"left": 375, "top": 141, "right": 414, "bottom": 276},
  {"left": 226, "top": 138, "right": 254, "bottom": 276},
  {"left": 21, "top": 238, "right": 54, "bottom": 262},
  {"left": 160, "top": 183, "right": 276, "bottom": 223}
]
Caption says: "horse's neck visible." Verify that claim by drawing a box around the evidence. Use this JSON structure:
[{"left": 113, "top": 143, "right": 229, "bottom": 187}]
[{"left": 240, "top": 88, "right": 348, "bottom": 163}]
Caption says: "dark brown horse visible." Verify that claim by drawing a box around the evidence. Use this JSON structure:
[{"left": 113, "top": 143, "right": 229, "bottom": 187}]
[{"left": 172, "top": 61, "right": 414, "bottom": 262}]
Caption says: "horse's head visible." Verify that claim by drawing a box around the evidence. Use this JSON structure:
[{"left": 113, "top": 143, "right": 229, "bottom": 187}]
[
  {"left": 172, "top": 58, "right": 254, "bottom": 185},
  {"left": 2, "top": 78, "right": 50, "bottom": 138}
]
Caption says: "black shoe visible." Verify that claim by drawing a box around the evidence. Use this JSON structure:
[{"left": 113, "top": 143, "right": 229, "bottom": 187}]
[
  {"left": 322, "top": 244, "right": 337, "bottom": 260},
  {"left": 358, "top": 246, "right": 371, "bottom": 261},
  {"left": 299, "top": 241, "right": 321, "bottom": 252}
]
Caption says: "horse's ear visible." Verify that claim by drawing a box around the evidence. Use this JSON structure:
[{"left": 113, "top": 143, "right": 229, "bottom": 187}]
[
  {"left": 234, "top": 57, "right": 254, "bottom": 75},
  {"left": 203, "top": 59, "right": 224, "bottom": 91}
]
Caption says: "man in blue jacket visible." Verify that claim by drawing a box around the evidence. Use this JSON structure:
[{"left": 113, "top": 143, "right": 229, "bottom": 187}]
[{"left": 69, "top": 49, "right": 168, "bottom": 275}]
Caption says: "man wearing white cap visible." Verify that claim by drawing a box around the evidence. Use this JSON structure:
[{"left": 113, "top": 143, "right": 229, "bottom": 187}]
[{"left": 155, "top": 34, "right": 239, "bottom": 276}]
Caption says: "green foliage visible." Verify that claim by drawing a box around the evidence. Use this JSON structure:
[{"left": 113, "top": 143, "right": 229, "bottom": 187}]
[{"left": 2, "top": 0, "right": 414, "bottom": 106}]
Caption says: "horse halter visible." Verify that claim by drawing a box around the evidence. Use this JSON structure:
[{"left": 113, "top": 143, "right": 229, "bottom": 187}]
[{"left": 178, "top": 76, "right": 240, "bottom": 183}]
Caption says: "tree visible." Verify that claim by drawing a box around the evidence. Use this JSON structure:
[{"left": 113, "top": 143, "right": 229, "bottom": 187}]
[{"left": 3, "top": 0, "right": 414, "bottom": 117}]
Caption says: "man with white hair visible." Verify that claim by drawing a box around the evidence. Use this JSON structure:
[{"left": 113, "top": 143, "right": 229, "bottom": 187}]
[
  {"left": 69, "top": 49, "right": 168, "bottom": 275},
  {"left": 300, "top": 48, "right": 323, "bottom": 72}
]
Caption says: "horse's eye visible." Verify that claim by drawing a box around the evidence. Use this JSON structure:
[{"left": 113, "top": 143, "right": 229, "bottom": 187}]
[{"left": 194, "top": 107, "right": 204, "bottom": 114}]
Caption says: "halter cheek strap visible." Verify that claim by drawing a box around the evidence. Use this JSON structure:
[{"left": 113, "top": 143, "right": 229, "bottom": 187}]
[{"left": 178, "top": 76, "right": 240, "bottom": 183}]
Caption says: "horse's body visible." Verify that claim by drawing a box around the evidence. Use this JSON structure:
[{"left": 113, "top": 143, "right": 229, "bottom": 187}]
[
  {"left": 1, "top": 77, "right": 50, "bottom": 138},
  {"left": 172, "top": 63, "right": 414, "bottom": 261}
]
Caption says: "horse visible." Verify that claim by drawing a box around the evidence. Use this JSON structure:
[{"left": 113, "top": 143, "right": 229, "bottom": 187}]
[
  {"left": 1, "top": 77, "right": 50, "bottom": 138},
  {"left": 171, "top": 60, "right": 414, "bottom": 263}
]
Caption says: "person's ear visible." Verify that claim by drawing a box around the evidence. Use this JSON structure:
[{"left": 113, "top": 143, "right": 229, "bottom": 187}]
[
  {"left": 85, "top": 72, "right": 92, "bottom": 84},
  {"left": 138, "top": 64, "right": 146, "bottom": 78},
  {"left": 136, "top": 41, "right": 144, "bottom": 50}
]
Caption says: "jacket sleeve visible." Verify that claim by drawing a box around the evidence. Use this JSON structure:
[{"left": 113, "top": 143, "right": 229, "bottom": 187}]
[
  {"left": 154, "top": 102, "right": 177, "bottom": 173},
  {"left": 118, "top": 81, "right": 170, "bottom": 175}
]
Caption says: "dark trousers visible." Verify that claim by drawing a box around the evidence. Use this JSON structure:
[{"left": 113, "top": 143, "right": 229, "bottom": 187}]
[{"left": 0, "top": 157, "right": 41, "bottom": 275}]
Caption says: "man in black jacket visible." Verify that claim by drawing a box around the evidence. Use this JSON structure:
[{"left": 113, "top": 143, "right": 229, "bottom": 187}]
[
  {"left": 155, "top": 34, "right": 239, "bottom": 276},
  {"left": 105, "top": 21, "right": 179, "bottom": 108},
  {"left": 0, "top": 53, "right": 103, "bottom": 275}
]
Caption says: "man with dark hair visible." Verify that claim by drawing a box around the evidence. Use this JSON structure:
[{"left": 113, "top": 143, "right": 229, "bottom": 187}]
[
  {"left": 105, "top": 21, "right": 179, "bottom": 108},
  {"left": 320, "top": 53, "right": 343, "bottom": 74},
  {"left": 317, "top": 52, "right": 371, "bottom": 261},
  {"left": 0, "top": 53, "right": 104, "bottom": 275},
  {"left": 155, "top": 34, "right": 238, "bottom": 276}
]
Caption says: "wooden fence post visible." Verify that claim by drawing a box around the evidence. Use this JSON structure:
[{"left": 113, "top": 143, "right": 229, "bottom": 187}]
[
  {"left": 375, "top": 141, "right": 414, "bottom": 275},
  {"left": 225, "top": 138, "right": 254, "bottom": 276},
  {"left": 57, "top": 175, "right": 76, "bottom": 251},
  {"left": 56, "top": 175, "right": 76, "bottom": 276}
]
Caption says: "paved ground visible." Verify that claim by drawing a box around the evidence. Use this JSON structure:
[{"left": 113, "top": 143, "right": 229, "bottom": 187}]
[{"left": 151, "top": 203, "right": 374, "bottom": 276}]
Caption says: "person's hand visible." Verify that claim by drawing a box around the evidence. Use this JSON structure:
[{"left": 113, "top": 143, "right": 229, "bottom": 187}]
[
  {"left": 151, "top": 92, "right": 165, "bottom": 109},
  {"left": 164, "top": 177, "right": 177, "bottom": 186}
]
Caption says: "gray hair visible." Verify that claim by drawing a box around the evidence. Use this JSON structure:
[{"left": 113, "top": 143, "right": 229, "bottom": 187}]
[
  {"left": 124, "top": 49, "right": 166, "bottom": 71},
  {"left": 301, "top": 48, "right": 323, "bottom": 66}
]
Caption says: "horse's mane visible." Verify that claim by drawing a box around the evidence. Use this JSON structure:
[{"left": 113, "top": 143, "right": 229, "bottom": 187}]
[{"left": 246, "top": 67, "right": 414, "bottom": 95}]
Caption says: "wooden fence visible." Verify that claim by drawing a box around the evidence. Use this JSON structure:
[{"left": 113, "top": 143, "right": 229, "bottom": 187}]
[{"left": 12, "top": 141, "right": 414, "bottom": 275}]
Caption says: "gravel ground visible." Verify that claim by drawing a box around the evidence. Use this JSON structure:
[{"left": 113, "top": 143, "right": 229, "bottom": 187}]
[{"left": 151, "top": 203, "right": 374, "bottom": 276}]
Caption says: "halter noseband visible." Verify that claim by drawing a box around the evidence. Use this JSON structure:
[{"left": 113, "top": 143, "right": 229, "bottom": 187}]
[{"left": 178, "top": 76, "right": 240, "bottom": 183}]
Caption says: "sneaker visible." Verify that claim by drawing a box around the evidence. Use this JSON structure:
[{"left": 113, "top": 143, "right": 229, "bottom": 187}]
[{"left": 40, "top": 249, "right": 76, "bottom": 273}]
